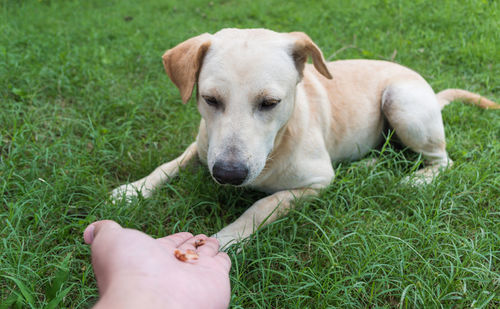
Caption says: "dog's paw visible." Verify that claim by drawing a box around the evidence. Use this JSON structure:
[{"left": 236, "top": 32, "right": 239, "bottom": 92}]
[
  {"left": 212, "top": 234, "right": 239, "bottom": 252},
  {"left": 110, "top": 183, "right": 147, "bottom": 203},
  {"left": 400, "top": 174, "right": 431, "bottom": 187}
]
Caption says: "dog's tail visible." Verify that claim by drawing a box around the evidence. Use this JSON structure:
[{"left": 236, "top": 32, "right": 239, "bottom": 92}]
[{"left": 436, "top": 89, "right": 500, "bottom": 110}]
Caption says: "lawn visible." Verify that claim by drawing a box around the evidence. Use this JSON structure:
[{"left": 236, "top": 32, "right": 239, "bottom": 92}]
[{"left": 1, "top": 0, "right": 499, "bottom": 307}]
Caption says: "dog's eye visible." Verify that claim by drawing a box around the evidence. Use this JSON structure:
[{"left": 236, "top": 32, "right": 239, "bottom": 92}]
[
  {"left": 202, "top": 96, "right": 220, "bottom": 107},
  {"left": 259, "top": 98, "right": 281, "bottom": 111}
]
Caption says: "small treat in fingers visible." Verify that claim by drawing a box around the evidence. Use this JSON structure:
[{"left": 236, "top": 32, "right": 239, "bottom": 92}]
[
  {"left": 194, "top": 239, "right": 206, "bottom": 248},
  {"left": 174, "top": 249, "right": 199, "bottom": 262}
]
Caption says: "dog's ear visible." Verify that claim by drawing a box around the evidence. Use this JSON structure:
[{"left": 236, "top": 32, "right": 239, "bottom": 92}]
[
  {"left": 289, "top": 32, "right": 332, "bottom": 79},
  {"left": 162, "top": 33, "right": 212, "bottom": 104}
]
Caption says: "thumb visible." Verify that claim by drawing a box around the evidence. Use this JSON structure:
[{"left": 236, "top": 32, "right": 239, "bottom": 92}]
[{"left": 83, "top": 220, "right": 122, "bottom": 244}]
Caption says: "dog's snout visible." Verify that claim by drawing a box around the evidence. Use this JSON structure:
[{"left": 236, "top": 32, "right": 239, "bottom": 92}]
[{"left": 212, "top": 160, "right": 248, "bottom": 185}]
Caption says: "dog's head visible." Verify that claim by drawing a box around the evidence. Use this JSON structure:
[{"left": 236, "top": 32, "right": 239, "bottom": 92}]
[{"left": 162, "top": 29, "right": 332, "bottom": 186}]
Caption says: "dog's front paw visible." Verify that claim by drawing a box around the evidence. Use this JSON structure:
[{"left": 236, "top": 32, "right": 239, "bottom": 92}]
[
  {"left": 110, "top": 182, "right": 149, "bottom": 203},
  {"left": 401, "top": 175, "right": 426, "bottom": 186},
  {"left": 212, "top": 233, "right": 240, "bottom": 252}
]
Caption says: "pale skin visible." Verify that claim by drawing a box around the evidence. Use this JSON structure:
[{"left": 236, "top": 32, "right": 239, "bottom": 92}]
[{"left": 84, "top": 220, "right": 231, "bottom": 309}]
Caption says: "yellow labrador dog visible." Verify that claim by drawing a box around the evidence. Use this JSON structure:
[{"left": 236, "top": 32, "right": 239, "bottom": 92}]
[{"left": 112, "top": 28, "right": 498, "bottom": 248}]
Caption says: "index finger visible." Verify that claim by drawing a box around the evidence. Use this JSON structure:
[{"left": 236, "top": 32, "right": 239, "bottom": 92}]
[{"left": 158, "top": 232, "right": 195, "bottom": 248}]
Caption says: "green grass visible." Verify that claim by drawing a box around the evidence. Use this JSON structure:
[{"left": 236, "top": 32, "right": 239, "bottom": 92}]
[{"left": 1, "top": 0, "right": 499, "bottom": 307}]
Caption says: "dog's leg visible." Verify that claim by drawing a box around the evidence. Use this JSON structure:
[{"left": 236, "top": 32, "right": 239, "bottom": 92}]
[
  {"left": 111, "top": 142, "right": 198, "bottom": 200},
  {"left": 213, "top": 186, "right": 323, "bottom": 249},
  {"left": 382, "top": 81, "right": 452, "bottom": 184}
]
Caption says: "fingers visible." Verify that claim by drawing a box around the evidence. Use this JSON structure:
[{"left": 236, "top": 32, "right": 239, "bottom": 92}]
[
  {"left": 158, "top": 232, "right": 194, "bottom": 248},
  {"left": 175, "top": 235, "right": 231, "bottom": 270},
  {"left": 214, "top": 251, "right": 232, "bottom": 273},
  {"left": 175, "top": 234, "right": 222, "bottom": 257},
  {"left": 83, "top": 220, "right": 122, "bottom": 244},
  {"left": 177, "top": 234, "right": 208, "bottom": 252},
  {"left": 196, "top": 237, "right": 220, "bottom": 257}
]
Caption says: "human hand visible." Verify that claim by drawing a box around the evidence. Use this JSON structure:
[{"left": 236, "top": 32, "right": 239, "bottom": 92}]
[{"left": 84, "top": 220, "right": 231, "bottom": 309}]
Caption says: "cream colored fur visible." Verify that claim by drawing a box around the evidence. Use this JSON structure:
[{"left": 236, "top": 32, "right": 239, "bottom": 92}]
[{"left": 112, "top": 28, "right": 499, "bottom": 248}]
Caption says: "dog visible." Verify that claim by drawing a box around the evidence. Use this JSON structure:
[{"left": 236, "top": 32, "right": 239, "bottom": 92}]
[{"left": 112, "top": 28, "right": 499, "bottom": 248}]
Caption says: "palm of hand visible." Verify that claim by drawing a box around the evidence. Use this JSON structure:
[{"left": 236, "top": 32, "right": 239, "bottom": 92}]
[{"left": 85, "top": 221, "right": 231, "bottom": 309}]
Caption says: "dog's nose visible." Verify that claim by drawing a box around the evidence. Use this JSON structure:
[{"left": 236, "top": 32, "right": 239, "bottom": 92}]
[{"left": 212, "top": 160, "right": 248, "bottom": 185}]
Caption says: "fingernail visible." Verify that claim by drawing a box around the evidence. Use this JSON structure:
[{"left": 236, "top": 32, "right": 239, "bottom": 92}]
[{"left": 84, "top": 224, "right": 95, "bottom": 244}]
